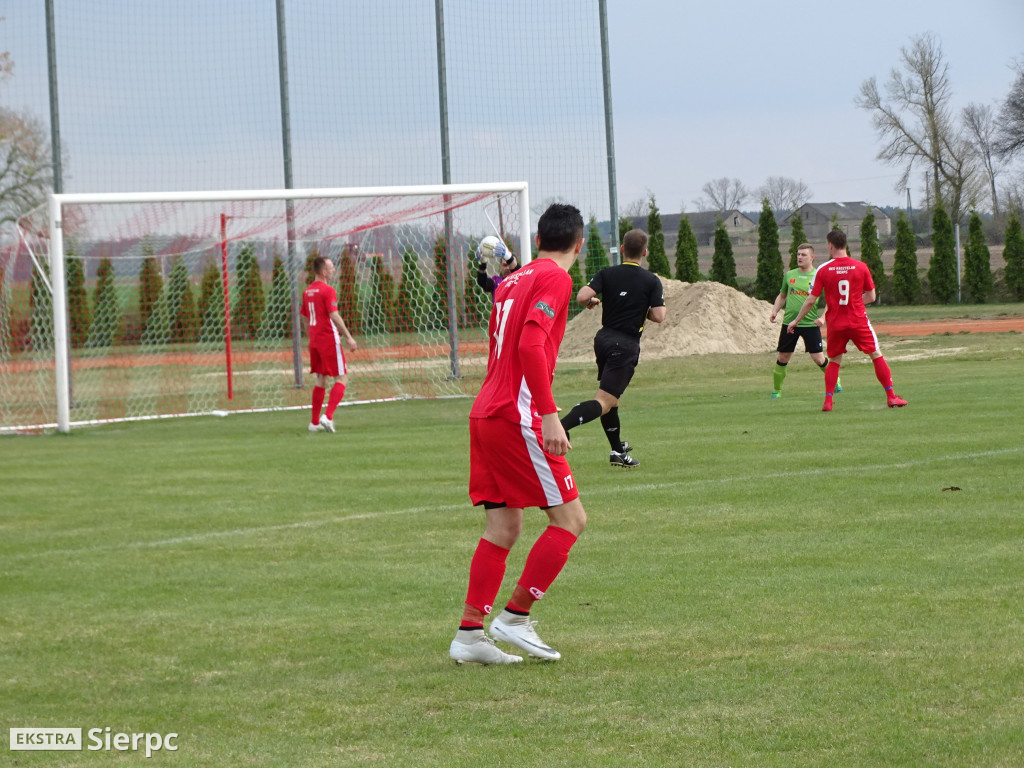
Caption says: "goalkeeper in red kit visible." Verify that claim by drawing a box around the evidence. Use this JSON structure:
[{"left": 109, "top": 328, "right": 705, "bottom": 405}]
[
  {"left": 787, "top": 229, "right": 907, "bottom": 412},
  {"left": 449, "top": 203, "right": 587, "bottom": 665},
  {"left": 300, "top": 256, "right": 357, "bottom": 432}
]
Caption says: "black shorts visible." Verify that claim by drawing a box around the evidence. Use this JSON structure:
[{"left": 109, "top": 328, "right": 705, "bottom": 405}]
[
  {"left": 777, "top": 325, "right": 823, "bottom": 355},
  {"left": 594, "top": 328, "right": 641, "bottom": 398}
]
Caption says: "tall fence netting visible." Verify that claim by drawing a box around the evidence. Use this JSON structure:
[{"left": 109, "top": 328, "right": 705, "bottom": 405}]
[{"left": 0, "top": 1, "right": 609, "bottom": 215}]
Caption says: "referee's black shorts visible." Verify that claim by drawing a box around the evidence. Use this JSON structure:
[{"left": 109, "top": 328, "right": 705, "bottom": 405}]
[
  {"left": 594, "top": 327, "right": 641, "bottom": 398},
  {"left": 777, "top": 324, "right": 824, "bottom": 355}
]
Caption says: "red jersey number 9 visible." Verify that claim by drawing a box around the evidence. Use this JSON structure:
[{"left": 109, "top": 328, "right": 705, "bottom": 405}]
[{"left": 838, "top": 279, "right": 850, "bottom": 306}]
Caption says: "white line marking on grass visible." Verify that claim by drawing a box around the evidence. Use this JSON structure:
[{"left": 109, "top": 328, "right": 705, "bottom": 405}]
[
  {"left": 10, "top": 447, "right": 1021, "bottom": 561},
  {"left": 616, "top": 446, "right": 1024, "bottom": 492},
  {"left": 9, "top": 504, "right": 464, "bottom": 561}
]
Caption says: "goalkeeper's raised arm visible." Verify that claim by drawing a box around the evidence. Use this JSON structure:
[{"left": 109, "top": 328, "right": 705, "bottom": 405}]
[{"left": 475, "top": 238, "right": 520, "bottom": 302}]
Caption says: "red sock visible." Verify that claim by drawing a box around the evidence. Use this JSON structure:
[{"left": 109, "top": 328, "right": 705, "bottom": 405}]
[
  {"left": 872, "top": 356, "right": 893, "bottom": 390},
  {"left": 311, "top": 386, "right": 326, "bottom": 424},
  {"left": 510, "top": 526, "right": 578, "bottom": 613},
  {"left": 326, "top": 382, "right": 346, "bottom": 418},
  {"left": 824, "top": 362, "right": 841, "bottom": 396},
  {"left": 462, "top": 539, "right": 510, "bottom": 625}
]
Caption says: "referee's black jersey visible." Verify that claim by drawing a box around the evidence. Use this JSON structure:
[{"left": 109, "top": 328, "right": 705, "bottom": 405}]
[{"left": 588, "top": 263, "right": 665, "bottom": 339}]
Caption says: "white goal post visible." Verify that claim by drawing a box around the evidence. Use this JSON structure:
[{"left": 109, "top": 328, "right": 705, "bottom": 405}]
[{"left": 5, "top": 182, "right": 530, "bottom": 433}]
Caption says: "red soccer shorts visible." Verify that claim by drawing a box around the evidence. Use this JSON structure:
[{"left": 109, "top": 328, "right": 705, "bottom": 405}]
[
  {"left": 309, "top": 337, "right": 346, "bottom": 377},
  {"left": 469, "top": 417, "right": 579, "bottom": 510},
  {"left": 826, "top": 320, "right": 879, "bottom": 358}
]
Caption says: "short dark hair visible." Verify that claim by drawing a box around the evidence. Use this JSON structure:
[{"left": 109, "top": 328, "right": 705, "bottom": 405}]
[
  {"left": 313, "top": 256, "right": 330, "bottom": 276},
  {"left": 826, "top": 229, "right": 847, "bottom": 251},
  {"left": 621, "top": 229, "right": 648, "bottom": 260},
  {"left": 537, "top": 203, "right": 584, "bottom": 252}
]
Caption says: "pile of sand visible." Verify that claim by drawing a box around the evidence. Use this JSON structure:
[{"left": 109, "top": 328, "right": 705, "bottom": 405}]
[{"left": 558, "top": 279, "right": 778, "bottom": 362}]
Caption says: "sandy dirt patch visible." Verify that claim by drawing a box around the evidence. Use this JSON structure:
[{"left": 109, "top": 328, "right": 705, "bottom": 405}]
[{"left": 559, "top": 279, "right": 777, "bottom": 363}]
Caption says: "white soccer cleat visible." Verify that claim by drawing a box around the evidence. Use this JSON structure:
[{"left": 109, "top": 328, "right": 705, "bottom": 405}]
[
  {"left": 308, "top": 422, "right": 323, "bottom": 433},
  {"left": 319, "top": 414, "right": 335, "bottom": 433},
  {"left": 449, "top": 631, "right": 523, "bottom": 665},
  {"left": 490, "top": 613, "right": 561, "bottom": 661}
]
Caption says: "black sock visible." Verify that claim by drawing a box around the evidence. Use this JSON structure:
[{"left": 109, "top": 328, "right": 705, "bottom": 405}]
[
  {"left": 600, "top": 407, "right": 623, "bottom": 452},
  {"left": 560, "top": 400, "right": 602, "bottom": 434}
]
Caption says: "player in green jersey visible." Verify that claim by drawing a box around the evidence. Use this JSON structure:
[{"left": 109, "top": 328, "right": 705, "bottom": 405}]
[{"left": 768, "top": 243, "right": 838, "bottom": 397}]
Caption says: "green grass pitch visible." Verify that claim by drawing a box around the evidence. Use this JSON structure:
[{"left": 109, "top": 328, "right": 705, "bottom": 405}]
[{"left": 2, "top": 332, "right": 1023, "bottom": 767}]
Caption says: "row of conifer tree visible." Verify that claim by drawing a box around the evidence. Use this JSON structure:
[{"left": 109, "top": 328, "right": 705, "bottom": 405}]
[
  {"left": 633, "top": 197, "right": 1024, "bottom": 304},
  {"left": 8, "top": 216, "right": 616, "bottom": 352}
]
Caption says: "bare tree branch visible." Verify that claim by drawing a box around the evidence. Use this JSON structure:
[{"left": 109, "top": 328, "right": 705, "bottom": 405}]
[
  {"left": 963, "top": 102, "right": 1001, "bottom": 213},
  {"left": 995, "top": 58, "right": 1024, "bottom": 161},
  {"left": 856, "top": 32, "right": 976, "bottom": 222},
  {"left": 1001, "top": 168, "right": 1024, "bottom": 217},
  {"left": 0, "top": 107, "right": 54, "bottom": 229},
  {"left": 756, "top": 177, "right": 811, "bottom": 215},
  {"left": 619, "top": 196, "right": 648, "bottom": 218},
  {"left": 697, "top": 178, "right": 749, "bottom": 212}
]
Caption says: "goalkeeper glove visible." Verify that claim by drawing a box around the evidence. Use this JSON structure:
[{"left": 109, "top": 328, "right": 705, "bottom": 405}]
[{"left": 494, "top": 241, "right": 515, "bottom": 266}]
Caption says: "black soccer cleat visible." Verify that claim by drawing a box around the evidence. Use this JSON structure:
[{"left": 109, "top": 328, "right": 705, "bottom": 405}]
[{"left": 609, "top": 450, "right": 639, "bottom": 468}]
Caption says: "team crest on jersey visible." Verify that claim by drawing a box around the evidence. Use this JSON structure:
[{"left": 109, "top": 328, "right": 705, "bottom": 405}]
[
  {"left": 789, "top": 278, "right": 796, "bottom": 284},
  {"left": 535, "top": 301, "right": 555, "bottom": 318}
]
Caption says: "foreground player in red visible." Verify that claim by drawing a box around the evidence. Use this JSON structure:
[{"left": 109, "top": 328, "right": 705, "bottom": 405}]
[
  {"left": 300, "top": 256, "right": 358, "bottom": 433},
  {"left": 450, "top": 203, "right": 587, "bottom": 665},
  {"left": 787, "top": 229, "right": 907, "bottom": 412}
]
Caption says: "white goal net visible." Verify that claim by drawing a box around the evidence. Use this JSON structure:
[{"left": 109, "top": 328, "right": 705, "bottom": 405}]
[{"left": 2, "top": 183, "right": 529, "bottom": 433}]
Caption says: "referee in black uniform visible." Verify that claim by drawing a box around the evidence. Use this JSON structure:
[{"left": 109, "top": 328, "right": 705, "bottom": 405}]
[{"left": 560, "top": 229, "right": 666, "bottom": 467}]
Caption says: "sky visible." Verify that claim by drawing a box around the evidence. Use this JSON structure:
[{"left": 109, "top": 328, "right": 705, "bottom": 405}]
[
  {"left": 2, "top": 0, "right": 1023, "bottom": 223},
  {"left": 606, "top": 0, "right": 1024, "bottom": 212}
]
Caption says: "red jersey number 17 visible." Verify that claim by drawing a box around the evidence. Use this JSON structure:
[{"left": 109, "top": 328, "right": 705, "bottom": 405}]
[{"left": 493, "top": 299, "right": 514, "bottom": 358}]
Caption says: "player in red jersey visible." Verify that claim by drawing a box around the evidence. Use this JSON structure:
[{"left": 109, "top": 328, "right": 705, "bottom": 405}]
[
  {"left": 299, "top": 256, "right": 357, "bottom": 433},
  {"left": 449, "top": 203, "right": 586, "bottom": 665},
  {"left": 787, "top": 229, "right": 907, "bottom": 412}
]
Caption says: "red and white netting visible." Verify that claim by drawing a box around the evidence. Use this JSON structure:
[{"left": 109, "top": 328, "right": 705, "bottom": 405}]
[{"left": 2, "top": 187, "right": 524, "bottom": 431}]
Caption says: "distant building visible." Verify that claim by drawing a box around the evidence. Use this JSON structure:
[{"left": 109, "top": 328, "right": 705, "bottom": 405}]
[
  {"left": 625, "top": 209, "right": 757, "bottom": 249},
  {"left": 783, "top": 202, "right": 891, "bottom": 241}
]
